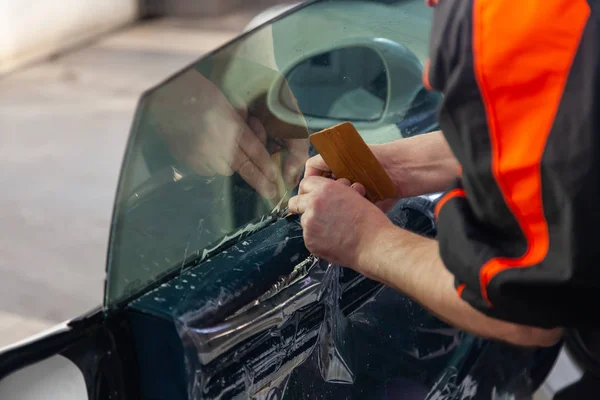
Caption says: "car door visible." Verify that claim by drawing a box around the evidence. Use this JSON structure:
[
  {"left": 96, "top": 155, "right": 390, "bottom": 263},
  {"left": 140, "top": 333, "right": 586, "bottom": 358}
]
[{"left": 0, "top": 1, "right": 563, "bottom": 399}]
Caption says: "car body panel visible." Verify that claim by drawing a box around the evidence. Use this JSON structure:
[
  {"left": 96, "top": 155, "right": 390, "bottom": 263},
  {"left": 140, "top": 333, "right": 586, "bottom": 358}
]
[
  {"left": 125, "top": 197, "right": 559, "bottom": 399},
  {"left": 0, "top": 309, "right": 140, "bottom": 400}
]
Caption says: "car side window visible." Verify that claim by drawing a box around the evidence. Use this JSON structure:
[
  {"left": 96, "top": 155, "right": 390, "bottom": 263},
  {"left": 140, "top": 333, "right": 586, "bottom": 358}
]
[{"left": 105, "top": 0, "right": 439, "bottom": 307}]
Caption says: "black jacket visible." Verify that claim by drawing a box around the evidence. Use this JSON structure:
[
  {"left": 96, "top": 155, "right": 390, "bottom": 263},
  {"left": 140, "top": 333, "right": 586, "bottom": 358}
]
[{"left": 426, "top": 0, "right": 600, "bottom": 329}]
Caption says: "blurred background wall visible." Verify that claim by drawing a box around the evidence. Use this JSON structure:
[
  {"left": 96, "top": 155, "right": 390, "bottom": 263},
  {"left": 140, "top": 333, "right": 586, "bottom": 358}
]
[
  {"left": 0, "top": 0, "right": 296, "bottom": 75},
  {"left": 140, "top": 0, "right": 295, "bottom": 18},
  {"left": 0, "top": 1, "right": 139, "bottom": 75}
]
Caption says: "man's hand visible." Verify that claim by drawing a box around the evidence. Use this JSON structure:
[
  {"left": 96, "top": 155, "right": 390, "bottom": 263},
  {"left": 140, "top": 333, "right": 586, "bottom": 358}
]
[
  {"left": 303, "top": 152, "right": 401, "bottom": 212},
  {"left": 267, "top": 136, "right": 309, "bottom": 191},
  {"left": 148, "top": 69, "right": 307, "bottom": 199},
  {"left": 289, "top": 171, "right": 562, "bottom": 348},
  {"left": 288, "top": 176, "right": 392, "bottom": 268},
  {"left": 305, "top": 132, "right": 461, "bottom": 206}
]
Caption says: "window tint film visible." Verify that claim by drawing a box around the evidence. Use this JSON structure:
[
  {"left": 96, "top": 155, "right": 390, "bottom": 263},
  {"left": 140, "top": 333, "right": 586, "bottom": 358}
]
[{"left": 105, "top": 0, "right": 439, "bottom": 307}]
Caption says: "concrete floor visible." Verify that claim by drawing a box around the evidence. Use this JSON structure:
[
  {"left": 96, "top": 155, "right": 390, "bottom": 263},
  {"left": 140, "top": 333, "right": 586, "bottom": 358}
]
[{"left": 0, "top": 12, "right": 258, "bottom": 347}]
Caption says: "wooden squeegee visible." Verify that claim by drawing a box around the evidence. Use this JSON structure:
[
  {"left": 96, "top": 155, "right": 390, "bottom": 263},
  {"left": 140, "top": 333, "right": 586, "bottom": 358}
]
[{"left": 309, "top": 122, "right": 397, "bottom": 203}]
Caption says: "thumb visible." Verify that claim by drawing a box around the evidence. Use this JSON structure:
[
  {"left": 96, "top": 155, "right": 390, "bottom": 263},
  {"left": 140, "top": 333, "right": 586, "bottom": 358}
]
[
  {"left": 305, "top": 154, "right": 331, "bottom": 177},
  {"left": 350, "top": 182, "right": 367, "bottom": 197}
]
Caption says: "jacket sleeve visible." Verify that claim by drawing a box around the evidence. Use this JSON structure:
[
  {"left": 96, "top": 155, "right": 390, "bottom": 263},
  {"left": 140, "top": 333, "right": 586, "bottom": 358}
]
[{"left": 426, "top": 0, "right": 600, "bottom": 329}]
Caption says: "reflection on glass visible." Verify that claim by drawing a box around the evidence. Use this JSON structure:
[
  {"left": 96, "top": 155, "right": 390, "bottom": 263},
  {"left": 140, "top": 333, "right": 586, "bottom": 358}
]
[
  {"left": 106, "top": 60, "right": 310, "bottom": 305},
  {"left": 106, "top": 0, "right": 439, "bottom": 306},
  {"left": 283, "top": 47, "right": 388, "bottom": 122}
]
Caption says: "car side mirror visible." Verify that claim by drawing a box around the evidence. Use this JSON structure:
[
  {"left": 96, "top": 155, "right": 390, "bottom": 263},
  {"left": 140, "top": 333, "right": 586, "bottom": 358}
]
[{"left": 267, "top": 38, "right": 426, "bottom": 139}]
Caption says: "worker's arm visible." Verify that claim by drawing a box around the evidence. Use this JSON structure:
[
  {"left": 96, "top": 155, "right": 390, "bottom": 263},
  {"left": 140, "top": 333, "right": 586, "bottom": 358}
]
[
  {"left": 288, "top": 177, "right": 563, "bottom": 348},
  {"left": 356, "top": 222, "right": 564, "bottom": 347},
  {"left": 305, "top": 130, "right": 461, "bottom": 199},
  {"left": 370, "top": 132, "right": 460, "bottom": 198}
]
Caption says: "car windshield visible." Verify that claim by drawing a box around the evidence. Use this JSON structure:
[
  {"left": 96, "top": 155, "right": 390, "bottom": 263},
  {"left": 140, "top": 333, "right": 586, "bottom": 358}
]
[{"left": 105, "top": 0, "right": 438, "bottom": 307}]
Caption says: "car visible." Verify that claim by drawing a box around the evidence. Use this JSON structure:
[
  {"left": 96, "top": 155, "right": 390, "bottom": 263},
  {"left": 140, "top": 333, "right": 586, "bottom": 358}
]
[{"left": 0, "top": 1, "right": 596, "bottom": 399}]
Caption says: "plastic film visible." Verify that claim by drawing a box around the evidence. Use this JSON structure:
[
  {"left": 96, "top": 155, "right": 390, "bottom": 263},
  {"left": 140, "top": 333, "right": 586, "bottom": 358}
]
[{"left": 133, "top": 197, "right": 557, "bottom": 400}]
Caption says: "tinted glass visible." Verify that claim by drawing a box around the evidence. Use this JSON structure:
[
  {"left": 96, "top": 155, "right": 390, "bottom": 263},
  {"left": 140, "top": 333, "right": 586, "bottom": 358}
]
[
  {"left": 105, "top": 0, "right": 439, "bottom": 306},
  {"left": 284, "top": 47, "right": 388, "bottom": 121}
]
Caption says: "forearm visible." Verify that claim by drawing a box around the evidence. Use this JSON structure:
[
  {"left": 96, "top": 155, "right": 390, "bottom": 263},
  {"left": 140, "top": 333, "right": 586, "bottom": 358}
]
[
  {"left": 356, "top": 224, "right": 563, "bottom": 347},
  {"left": 371, "top": 131, "right": 460, "bottom": 198}
]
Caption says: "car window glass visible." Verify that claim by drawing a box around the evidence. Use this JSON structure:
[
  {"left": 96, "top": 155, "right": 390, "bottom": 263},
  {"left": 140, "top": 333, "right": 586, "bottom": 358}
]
[{"left": 105, "top": 0, "right": 439, "bottom": 307}]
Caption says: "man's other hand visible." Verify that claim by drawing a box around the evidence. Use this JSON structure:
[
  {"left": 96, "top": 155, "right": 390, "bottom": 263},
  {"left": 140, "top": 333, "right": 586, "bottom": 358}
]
[
  {"left": 288, "top": 176, "right": 392, "bottom": 269},
  {"left": 304, "top": 154, "right": 400, "bottom": 212}
]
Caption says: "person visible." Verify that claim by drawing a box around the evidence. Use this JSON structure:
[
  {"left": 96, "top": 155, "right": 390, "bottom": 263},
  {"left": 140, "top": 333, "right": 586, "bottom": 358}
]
[{"left": 288, "top": 0, "right": 599, "bottom": 348}]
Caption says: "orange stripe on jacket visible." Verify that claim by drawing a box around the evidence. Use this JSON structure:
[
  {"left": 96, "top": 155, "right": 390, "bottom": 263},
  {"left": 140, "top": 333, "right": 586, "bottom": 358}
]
[
  {"left": 457, "top": 284, "right": 466, "bottom": 298},
  {"left": 423, "top": 59, "right": 433, "bottom": 90},
  {"left": 434, "top": 188, "right": 466, "bottom": 219},
  {"left": 456, "top": 283, "right": 467, "bottom": 299},
  {"left": 472, "top": 0, "right": 590, "bottom": 305}
]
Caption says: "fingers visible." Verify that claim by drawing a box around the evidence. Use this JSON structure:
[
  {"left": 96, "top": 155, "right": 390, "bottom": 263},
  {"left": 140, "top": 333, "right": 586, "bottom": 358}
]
[
  {"left": 193, "top": 135, "right": 234, "bottom": 176},
  {"left": 304, "top": 155, "right": 332, "bottom": 178},
  {"left": 298, "top": 175, "right": 367, "bottom": 196},
  {"left": 283, "top": 139, "right": 309, "bottom": 187},
  {"left": 283, "top": 153, "right": 306, "bottom": 188},
  {"left": 351, "top": 182, "right": 367, "bottom": 197},
  {"left": 288, "top": 194, "right": 309, "bottom": 214},
  {"left": 211, "top": 155, "right": 235, "bottom": 176},
  {"left": 248, "top": 116, "right": 267, "bottom": 147},
  {"left": 298, "top": 176, "right": 332, "bottom": 195},
  {"left": 173, "top": 131, "right": 231, "bottom": 177},
  {"left": 238, "top": 160, "right": 278, "bottom": 199},
  {"left": 235, "top": 157, "right": 278, "bottom": 199},
  {"left": 233, "top": 120, "right": 280, "bottom": 198},
  {"left": 230, "top": 122, "right": 278, "bottom": 199},
  {"left": 236, "top": 124, "right": 278, "bottom": 183},
  {"left": 207, "top": 115, "right": 279, "bottom": 199},
  {"left": 336, "top": 178, "right": 366, "bottom": 197}
]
